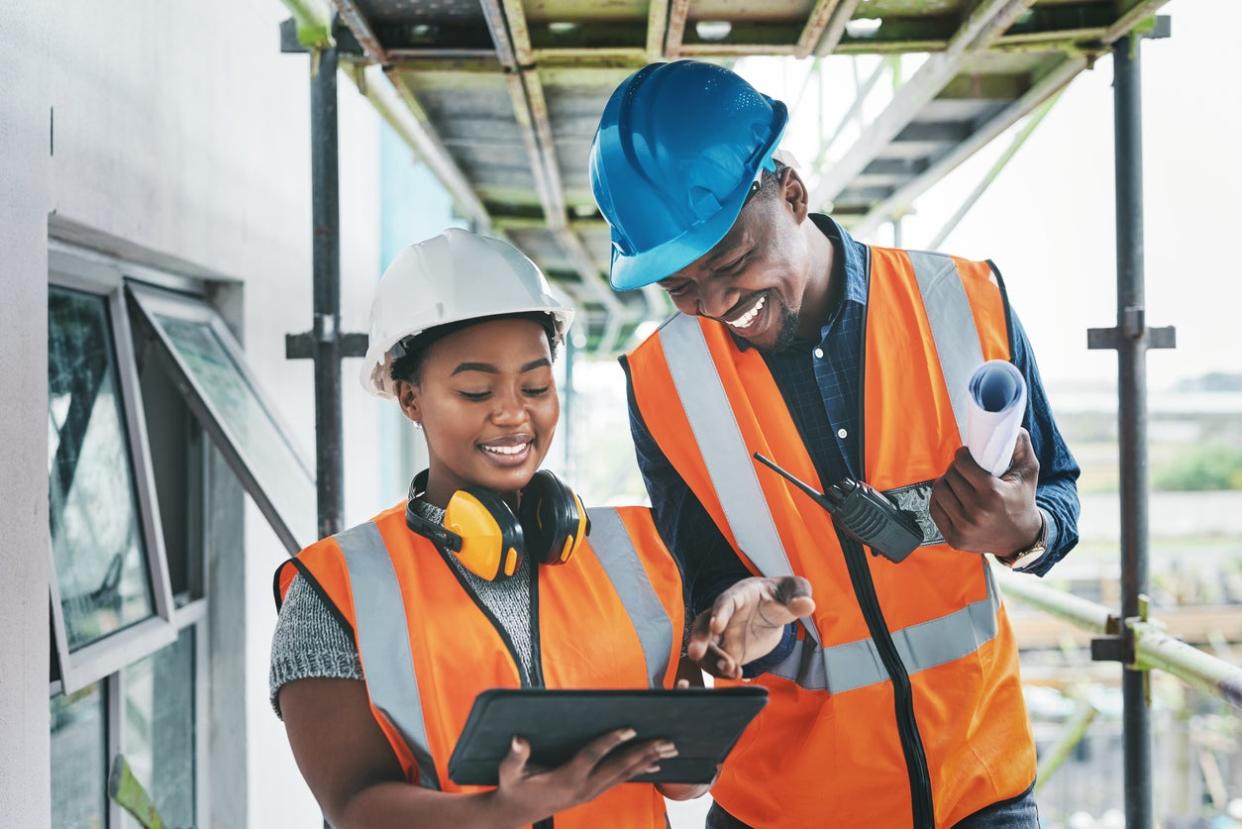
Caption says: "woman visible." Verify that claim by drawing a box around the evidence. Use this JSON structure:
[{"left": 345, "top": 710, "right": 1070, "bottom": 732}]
[{"left": 270, "top": 229, "right": 715, "bottom": 828}]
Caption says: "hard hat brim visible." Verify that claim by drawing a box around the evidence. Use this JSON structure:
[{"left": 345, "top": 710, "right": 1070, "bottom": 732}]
[
  {"left": 608, "top": 106, "right": 788, "bottom": 292},
  {"left": 363, "top": 304, "right": 575, "bottom": 400}
]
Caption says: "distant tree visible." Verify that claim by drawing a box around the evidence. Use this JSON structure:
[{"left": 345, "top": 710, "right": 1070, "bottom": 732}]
[
  {"left": 1153, "top": 443, "right": 1242, "bottom": 491},
  {"left": 1175, "top": 372, "right": 1242, "bottom": 392}
]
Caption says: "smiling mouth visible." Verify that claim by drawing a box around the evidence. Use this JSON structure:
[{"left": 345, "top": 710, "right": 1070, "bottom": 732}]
[
  {"left": 478, "top": 437, "right": 534, "bottom": 466},
  {"left": 480, "top": 442, "right": 529, "bottom": 456},
  {"left": 725, "top": 292, "right": 767, "bottom": 330}
]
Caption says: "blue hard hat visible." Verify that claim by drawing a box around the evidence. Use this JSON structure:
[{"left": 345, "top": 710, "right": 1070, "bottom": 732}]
[{"left": 590, "top": 60, "right": 788, "bottom": 291}]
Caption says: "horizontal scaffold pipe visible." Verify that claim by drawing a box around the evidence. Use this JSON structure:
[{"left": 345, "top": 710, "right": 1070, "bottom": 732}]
[
  {"left": 994, "top": 565, "right": 1112, "bottom": 633},
  {"left": 1131, "top": 620, "right": 1242, "bottom": 709},
  {"left": 995, "top": 565, "right": 1242, "bottom": 711}
]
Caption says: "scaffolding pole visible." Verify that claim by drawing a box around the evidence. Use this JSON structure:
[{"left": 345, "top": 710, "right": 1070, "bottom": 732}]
[
  {"left": 311, "top": 42, "right": 344, "bottom": 540},
  {"left": 1113, "top": 35, "right": 1152, "bottom": 829}
]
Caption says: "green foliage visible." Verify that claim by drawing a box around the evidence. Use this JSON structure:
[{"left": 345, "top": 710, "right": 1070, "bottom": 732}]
[{"left": 1153, "top": 443, "right": 1242, "bottom": 492}]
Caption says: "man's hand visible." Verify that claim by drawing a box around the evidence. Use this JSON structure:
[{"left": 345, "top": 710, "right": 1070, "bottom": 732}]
[
  {"left": 929, "top": 427, "right": 1043, "bottom": 556},
  {"left": 687, "top": 576, "right": 815, "bottom": 679}
]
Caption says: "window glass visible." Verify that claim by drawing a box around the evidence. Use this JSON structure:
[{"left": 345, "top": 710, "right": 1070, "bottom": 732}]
[
  {"left": 138, "top": 337, "right": 203, "bottom": 605},
  {"left": 48, "top": 287, "right": 155, "bottom": 650},
  {"left": 50, "top": 682, "right": 107, "bottom": 829},
  {"left": 129, "top": 284, "right": 316, "bottom": 549},
  {"left": 123, "top": 627, "right": 196, "bottom": 829},
  {"left": 153, "top": 314, "right": 313, "bottom": 539}
]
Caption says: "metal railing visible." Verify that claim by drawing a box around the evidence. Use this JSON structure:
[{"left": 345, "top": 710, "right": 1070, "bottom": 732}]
[{"left": 997, "top": 565, "right": 1242, "bottom": 711}]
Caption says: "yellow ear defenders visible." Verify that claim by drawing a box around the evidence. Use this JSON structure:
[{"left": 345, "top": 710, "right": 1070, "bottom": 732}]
[{"left": 404, "top": 470, "right": 591, "bottom": 581}]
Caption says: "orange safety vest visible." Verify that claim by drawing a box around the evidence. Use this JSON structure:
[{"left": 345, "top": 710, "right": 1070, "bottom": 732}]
[
  {"left": 275, "top": 503, "right": 685, "bottom": 829},
  {"left": 625, "top": 247, "right": 1036, "bottom": 828}
]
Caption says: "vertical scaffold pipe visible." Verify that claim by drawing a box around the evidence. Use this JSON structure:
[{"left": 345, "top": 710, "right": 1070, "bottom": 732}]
[
  {"left": 1113, "top": 33, "right": 1152, "bottom": 829},
  {"left": 312, "top": 43, "right": 344, "bottom": 540}
]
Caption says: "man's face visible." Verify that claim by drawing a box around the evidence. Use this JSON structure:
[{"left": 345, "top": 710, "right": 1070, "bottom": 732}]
[{"left": 658, "top": 168, "right": 815, "bottom": 352}]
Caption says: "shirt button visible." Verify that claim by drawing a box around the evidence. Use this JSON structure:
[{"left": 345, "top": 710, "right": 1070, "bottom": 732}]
[
  {"left": 814, "top": 348, "right": 825, "bottom": 359},
  {"left": 837, "top": 428, "right": 848, "bottom": 439}
]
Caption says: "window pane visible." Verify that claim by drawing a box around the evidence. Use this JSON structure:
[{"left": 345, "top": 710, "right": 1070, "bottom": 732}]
[
  {"left": 153, "top": 314, "right": 313, "bottom": 541},
  {"left": 123, "top": 627, "right": 196, "bottom": 829},
  {"left": 138, "top": 336, "right": 204, "bottom": 605},
  {"left": 130, "top": 284, "right": 316, "bottom": 549},
  {"left": 48, "top": 287, "right": 155, "bottom": 650},
  {"left": 50, "top": 682, "right": 107, "bottom": 829}
]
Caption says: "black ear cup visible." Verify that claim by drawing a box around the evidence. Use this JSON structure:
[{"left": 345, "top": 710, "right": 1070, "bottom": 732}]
[
  {"left": 518, "top": 470, "right": 587, "bottom": 565},
  {"left": 405, "top": 470, "right": 585, "bottom": 579}
]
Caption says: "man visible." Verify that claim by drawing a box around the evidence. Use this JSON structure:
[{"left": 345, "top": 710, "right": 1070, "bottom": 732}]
[{"left": 589, "top": 61, "right": 1080, "bottom": 829}]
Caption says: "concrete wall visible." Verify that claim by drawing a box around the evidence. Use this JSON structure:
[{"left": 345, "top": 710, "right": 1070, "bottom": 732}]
[
  {"left": 0, "top": 1, "right": 52, "bottom": 825},
  {"left": 0, "top": 1, "right": 427, "bottom": 825}
]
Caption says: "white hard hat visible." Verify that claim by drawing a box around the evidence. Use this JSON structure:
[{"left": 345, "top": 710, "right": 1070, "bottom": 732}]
[{"left": 362, "top": 228, "right": 575, "bottom": 399}]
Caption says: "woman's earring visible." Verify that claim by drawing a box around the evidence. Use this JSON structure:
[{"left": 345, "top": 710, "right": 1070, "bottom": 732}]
[{"left": 412, "top": 420, "right": 424, "bottom": 431}]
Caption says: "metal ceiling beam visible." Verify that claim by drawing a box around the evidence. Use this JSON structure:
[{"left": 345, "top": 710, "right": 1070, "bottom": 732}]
[
  {"left": 501, "top": 0, "right": 535, "bottom": 65},
  {"left": 810, "top": 0, "right": 1038, "bottom": 208},
  {"left": 810, "top": 57, "right": 889, "bottom": 176},
  {"left": 665, "top": 0, "right": 691, "bottom": 58},
  {"left": 851, "top": 54, "right": 1084, "bottom": 238},
  {"left": 1103, "top": 0, "right": 1172, "bottom": 45},
  {"left": 796, "top": 0, "right": 842, "bottom": 59},
  {"left": 332, "top": 0, "right": 388, "bottom": 64},
  {"left": 796, "top": 0, "right": 841, "bottom": 59},
  {"left": 370, "top": 65, "right": 492, "bottom": 228},
  {"left": 518, "top": 70, "right": 632, "bottom": 349},
  {"left": 647, "top": 0, "right": 671, "bottom": 61},
  {"left": 479, "top": 0, "right": 519, "bottom": 68},
  {"left": 680, "top": 44, "right": 798, "bottom": 57},
  {"left": 479, "top": 0, "right": 631, "bottom": 351},
  {"left": 926, "top": 88, "right": 1061, "bottom": 249},
  {"left": 813, "top": 0, "right": 862, "bottom": 57}
]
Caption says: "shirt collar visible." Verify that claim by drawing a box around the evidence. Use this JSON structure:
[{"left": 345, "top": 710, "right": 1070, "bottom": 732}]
[{"left": 729, "top": 213, "right": 868, "bottom": 352}]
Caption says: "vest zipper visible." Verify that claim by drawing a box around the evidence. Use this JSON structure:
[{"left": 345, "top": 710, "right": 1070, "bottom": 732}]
[
  {"left": 436, "top": 547, "right": 554, "bottom": 828},
  {"left": 838, "top": 532, "right": 934, "bottom": 829},
  {"left": 852, "top": 255, "right": 934, "bottom": 829}
]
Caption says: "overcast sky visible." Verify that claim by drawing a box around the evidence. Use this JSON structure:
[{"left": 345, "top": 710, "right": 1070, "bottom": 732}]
[{"left": 735, "top": 0, "right": 1240, "bottom": 391}]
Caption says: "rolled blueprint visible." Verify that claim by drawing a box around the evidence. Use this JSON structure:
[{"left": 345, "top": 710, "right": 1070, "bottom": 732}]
[{"left": 966, "top": 360, "right": 1027, "bottom": 477}]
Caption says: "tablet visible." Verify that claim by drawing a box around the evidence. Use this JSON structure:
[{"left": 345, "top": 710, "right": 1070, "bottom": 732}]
[{"left": 448, "top": 687, "right": 768, "bottom": 786}]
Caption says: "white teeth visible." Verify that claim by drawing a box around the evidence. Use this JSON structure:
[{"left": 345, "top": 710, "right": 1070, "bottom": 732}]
[
  {"left": 482, "top": 442, "right": 529, "bottom": 456},
  {"left": 728, "top": 294, "right": 766, "bottom": 329}
]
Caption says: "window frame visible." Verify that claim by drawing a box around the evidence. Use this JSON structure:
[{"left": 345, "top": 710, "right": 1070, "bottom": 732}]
[
  {"left": 126, "top": 281, "right": 315, "bottom": 554},
  {"left": 47, "top": 243, "right": 236, "bottom": 829},
  {"left": 47, "top": 248, "right": 179, "bottom": 694},
  {"left": 50, "top": 603, "right": 208, "bottom": 829}
]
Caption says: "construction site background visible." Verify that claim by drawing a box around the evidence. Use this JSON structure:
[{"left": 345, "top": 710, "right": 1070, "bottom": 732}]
[{"left": 1, "top": 1, "right": 1238, "bottom": 827}]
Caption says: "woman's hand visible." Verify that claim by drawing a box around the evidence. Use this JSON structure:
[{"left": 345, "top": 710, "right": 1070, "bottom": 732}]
[{"left": 493, "top": 728, "right": 677, "bottom": 824}]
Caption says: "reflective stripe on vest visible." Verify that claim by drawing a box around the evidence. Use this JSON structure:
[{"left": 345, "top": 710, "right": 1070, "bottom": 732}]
[
  {"left": 906, "top": 250, "right": 985, "bottom": 443},
  {"left": 336, "top": 521, "right": 441, "bottom": 790},
  {"left": 587, "top": 508, "right": 675, "bottom": 687},
  {"left": 655, "top": 250, "right": 999, "bottom": 694},
  {"left": 659, "top": 314, "right": 820, "bottom": 645},
  {"left": 337, "top": 508, "right": 674, "bottom": 785},
  {"left": 766, "top": 565, "right": 1000, "bottom": 693}
]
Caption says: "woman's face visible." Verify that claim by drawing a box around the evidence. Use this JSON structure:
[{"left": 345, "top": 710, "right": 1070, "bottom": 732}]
[{"left": 396, "top": 317, "right": 558, "bottom": 504}]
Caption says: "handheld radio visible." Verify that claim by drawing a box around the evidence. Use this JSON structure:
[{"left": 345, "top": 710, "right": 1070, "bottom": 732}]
[{"left": 753, "top": 453, "right": 924, "bottom": 563}]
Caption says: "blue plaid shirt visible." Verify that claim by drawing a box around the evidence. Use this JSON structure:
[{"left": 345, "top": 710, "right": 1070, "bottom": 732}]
[{"left": 623, "top": 215, "right": 1081, "bottom": 671}]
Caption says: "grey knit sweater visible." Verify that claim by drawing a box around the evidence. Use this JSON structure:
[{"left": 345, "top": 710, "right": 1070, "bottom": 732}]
[{"left": 269, "top": 499, "right": 535, "bottom": 717}]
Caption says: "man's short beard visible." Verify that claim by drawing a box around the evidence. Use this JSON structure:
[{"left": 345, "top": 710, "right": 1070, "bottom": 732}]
[{"left": 751, "top": 300, "right": 802, "bottom": 353}]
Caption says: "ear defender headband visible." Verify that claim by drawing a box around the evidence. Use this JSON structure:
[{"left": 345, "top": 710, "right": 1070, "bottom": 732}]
[{"left": 404, "top": 470, "right": 590, "bottom": 581}]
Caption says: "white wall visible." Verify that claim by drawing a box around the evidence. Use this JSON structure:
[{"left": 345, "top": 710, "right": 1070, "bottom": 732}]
[
  {"left": 0, "top": 1, "right": 52, "bottom": 825},
  {"left": 0, "top": 1, "right": 393, "bottom": 825}
]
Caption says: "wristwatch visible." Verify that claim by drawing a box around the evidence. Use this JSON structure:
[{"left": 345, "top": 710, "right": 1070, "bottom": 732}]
[{"left": 998, "top": 510, "right": 1048, "bottom": 572}]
